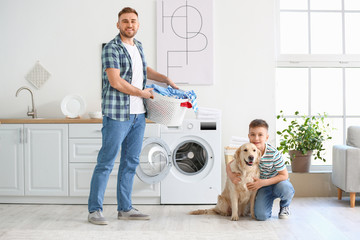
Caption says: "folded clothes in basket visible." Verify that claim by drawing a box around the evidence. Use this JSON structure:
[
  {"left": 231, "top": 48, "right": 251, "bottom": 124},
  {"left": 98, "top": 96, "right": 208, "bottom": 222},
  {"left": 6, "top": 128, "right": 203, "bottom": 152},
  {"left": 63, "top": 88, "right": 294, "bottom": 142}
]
[
  {"left": 146, "top": 84, "right": 198, "bottom": 112},
  {"left": 228, "top": 136, "right": 249, "bottom": 148}
]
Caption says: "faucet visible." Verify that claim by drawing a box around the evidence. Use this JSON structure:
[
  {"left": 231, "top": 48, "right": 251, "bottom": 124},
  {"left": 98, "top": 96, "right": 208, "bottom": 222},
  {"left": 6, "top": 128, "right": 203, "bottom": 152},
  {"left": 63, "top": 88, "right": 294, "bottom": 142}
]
[{"left": 15, "top": 86, "right": 37, "bottom": 119}]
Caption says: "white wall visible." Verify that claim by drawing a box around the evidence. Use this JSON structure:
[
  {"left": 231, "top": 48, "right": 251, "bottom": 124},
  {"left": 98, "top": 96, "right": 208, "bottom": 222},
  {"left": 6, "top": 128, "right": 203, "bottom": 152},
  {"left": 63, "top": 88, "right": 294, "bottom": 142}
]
[{"left": 0, "top": 0, "right": 276, "bottom": 165}]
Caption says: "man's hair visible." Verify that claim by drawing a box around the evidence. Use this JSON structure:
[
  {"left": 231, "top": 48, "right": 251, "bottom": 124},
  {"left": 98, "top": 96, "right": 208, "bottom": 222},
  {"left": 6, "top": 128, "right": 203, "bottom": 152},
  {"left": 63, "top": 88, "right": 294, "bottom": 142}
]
[
  {"left": 118, "top": 7, "right": 138, "bottom": 19},
  {"left": 249, "top": 119, "right": 269, "bottom": 130}
]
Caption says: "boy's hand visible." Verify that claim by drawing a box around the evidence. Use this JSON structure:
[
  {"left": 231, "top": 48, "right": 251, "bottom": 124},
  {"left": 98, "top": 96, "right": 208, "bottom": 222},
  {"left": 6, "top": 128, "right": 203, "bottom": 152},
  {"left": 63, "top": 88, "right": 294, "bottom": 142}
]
[
  {"left": 247, "top": 177, "right": 263, "bottom": 191},
  {"left": 229, "top": 172, "right": 242, "bottom": 185},
  {"left": 226, "top": 161, "right": 242, "bottom": 184}
]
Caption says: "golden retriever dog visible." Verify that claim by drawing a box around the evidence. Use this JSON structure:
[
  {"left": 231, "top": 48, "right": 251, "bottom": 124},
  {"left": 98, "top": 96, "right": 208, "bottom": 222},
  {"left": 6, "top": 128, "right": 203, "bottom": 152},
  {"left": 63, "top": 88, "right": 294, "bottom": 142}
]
[{"left": 189, "top": 143, "right": 261, "bottom": 221}]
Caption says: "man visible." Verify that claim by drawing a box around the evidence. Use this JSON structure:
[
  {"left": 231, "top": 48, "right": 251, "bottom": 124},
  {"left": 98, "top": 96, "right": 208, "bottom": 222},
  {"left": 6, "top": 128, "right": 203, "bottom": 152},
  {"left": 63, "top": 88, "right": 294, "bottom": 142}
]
[{"left": 88, "top": 7, "right": 178, "bottom": 225}]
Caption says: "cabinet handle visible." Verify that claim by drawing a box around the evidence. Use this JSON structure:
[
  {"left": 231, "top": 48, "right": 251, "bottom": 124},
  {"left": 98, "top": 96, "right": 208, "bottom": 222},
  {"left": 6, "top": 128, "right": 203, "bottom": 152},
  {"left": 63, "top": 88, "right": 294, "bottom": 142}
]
[
  {"left": 24, "top": 128, "right": 28, "bottom": 144},
  {"left": 19, "top": 129, "right": 23, "bottom": 144}
]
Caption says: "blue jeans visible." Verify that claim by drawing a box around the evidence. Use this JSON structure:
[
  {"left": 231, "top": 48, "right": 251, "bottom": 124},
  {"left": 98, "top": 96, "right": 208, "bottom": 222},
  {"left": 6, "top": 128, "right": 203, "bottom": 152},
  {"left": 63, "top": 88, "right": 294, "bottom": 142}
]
[
  {"left": 88, "top": 114, "right": 146, "bottom": 212},
  {"left": 254, "top": 180, "right": 295, "bottom": 221}
]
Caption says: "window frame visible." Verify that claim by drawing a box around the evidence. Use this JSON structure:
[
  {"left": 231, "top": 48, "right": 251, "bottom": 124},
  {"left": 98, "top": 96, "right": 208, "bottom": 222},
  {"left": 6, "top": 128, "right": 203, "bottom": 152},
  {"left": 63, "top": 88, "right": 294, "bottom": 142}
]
[{"left": 275, "top": 0, "right": 360, "bottom": 171}]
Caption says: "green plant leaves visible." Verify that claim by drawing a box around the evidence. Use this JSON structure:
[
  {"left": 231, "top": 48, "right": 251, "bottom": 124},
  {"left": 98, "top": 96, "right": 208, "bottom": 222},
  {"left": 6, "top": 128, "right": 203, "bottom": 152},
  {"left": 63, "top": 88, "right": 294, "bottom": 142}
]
[{"left": 276, "top": 111, "right": 333, "bottom": 162}]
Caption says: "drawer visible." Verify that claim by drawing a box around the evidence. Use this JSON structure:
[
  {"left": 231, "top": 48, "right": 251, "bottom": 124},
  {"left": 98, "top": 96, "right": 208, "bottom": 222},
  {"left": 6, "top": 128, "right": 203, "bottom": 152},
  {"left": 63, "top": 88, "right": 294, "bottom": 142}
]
[
  {"left": 69, "top": 124, "right": 102, "bottom": 138},
  {"left": 69, "top": 163, "right": 160, "bottom": 197},
  {"left": 69, "top": 139, "right": 101, "bottom": 163},
  {"left": 69, "top": 163, "right": 118, "bottom": 197},
  {"left": 69, "top": 123, "right": 158, "bottom": 138},
  {"left": 69, "top": 139, "right": 120, "bottom": 163}
]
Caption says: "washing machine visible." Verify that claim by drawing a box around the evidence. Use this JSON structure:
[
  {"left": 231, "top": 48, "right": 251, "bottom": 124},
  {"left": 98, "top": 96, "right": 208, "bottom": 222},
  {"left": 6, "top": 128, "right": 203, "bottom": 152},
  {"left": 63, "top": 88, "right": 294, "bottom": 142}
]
[{"left": 136, "top": 118, "right": 221, "bottom": 204}]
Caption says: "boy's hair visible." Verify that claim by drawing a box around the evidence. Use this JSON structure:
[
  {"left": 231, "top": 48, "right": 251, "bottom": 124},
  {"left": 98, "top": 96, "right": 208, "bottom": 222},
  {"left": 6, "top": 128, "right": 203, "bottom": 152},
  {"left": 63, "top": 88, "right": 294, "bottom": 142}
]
[
  {"left": 118, "top": 7, "right": 138, "bottom": 18},
  {"left": 249, "top": 119, "right": 269, "bottom": 130}
]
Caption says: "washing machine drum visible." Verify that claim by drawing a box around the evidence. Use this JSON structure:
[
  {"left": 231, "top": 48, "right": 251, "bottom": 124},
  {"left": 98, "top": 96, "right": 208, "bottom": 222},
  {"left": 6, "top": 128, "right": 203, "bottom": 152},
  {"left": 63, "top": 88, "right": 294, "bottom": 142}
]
[{"left": 173, "top": 141, "right": 208, "bottom": 175}]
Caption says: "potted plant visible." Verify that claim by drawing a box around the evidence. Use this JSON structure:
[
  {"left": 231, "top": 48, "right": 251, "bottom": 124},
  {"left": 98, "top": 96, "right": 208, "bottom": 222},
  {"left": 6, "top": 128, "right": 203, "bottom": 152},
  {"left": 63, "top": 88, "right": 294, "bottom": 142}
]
[{"left": 276, "top": 111, "right": 332, "bottom": 172}]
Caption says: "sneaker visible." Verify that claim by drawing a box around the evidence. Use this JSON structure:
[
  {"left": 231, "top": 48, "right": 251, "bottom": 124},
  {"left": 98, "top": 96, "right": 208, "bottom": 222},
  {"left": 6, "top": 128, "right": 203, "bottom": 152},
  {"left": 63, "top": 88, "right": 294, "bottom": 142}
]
[
  {"left": 118, "top": 208, "right": 150, "bottom": 220},
  {"left": 278, "top": 206, "right": 290, "bottom": 219},
  {"left": 88, "top": 210, "right": 109, "bottom": 225}
]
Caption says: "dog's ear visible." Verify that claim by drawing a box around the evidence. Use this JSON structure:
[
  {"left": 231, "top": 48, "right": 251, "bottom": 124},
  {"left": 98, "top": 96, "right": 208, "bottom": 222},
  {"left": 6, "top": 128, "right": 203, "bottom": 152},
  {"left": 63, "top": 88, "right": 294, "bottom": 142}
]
[{"left": 234, "top": 146, "right": 242, "bottom": 161}]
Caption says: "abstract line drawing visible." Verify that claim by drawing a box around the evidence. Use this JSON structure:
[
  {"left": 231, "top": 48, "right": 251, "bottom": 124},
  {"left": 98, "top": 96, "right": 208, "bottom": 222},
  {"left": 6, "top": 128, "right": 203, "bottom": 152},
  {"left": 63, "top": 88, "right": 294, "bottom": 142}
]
[{"left": 157, "top": 0, "right": 214, "bottom": 85}]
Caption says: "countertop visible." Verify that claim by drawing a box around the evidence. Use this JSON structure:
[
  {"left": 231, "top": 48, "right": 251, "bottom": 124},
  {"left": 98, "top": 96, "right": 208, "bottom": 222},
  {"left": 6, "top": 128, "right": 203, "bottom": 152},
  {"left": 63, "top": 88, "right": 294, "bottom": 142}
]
[
  {"left": 0, "top": 118, "right": 103, "bottom": 124},
  {"left": 0, "top": 118, "right": 154, "bottom": 124}
]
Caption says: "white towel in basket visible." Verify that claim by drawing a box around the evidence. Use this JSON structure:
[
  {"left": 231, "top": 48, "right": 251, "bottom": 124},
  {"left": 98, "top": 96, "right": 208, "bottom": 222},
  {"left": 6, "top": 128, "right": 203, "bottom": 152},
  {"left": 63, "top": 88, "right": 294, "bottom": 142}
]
[{"left": 229, "top": 136, "right": 249, "bottom": 148}]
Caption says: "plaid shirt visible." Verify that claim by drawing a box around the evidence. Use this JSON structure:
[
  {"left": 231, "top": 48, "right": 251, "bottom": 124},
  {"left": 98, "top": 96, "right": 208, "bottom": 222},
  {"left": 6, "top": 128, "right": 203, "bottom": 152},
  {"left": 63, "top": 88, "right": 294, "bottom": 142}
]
[{"left": 101, "top": 34, "right": 147, "bottom": 121}]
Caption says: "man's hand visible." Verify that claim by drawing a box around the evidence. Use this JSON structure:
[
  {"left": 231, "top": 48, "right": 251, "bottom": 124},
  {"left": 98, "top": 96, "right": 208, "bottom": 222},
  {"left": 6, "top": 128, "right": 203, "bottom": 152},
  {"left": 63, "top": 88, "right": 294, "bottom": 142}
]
[
  {"left": 147, "top": 67, "right": 179, "bottom": 89},
  {"left": 141, "top": 88, "right": 154, "bottom": 99},
  {"left": 246, "top": 177, "right": 263, "bottom": 191},
  {"left": 166, "top": 78, "right": 179, "bottom": 89}
]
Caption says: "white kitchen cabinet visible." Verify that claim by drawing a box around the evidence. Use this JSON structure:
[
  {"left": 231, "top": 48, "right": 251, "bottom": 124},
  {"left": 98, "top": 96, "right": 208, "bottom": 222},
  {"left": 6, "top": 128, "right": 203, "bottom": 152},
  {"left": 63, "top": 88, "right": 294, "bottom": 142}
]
[
  {"left": 0, "top": 122, "right": 158, "bottom": 203},
  {"left": 0, "top": 125, "right": 24, "bottom": 196},
  {"left": 68, "top": 123, "right": 160, "bottom": 203},
  {"left": 69, "top": 162, "right": 159, "bottom": 200},
  {"left": 69, "top": 163, "right": 118, "bottom": 196},
  {"left": 0, "top": 124, "right": 68, "bottom": 197},
  {"left": 68, "top": 124, "right": 117, "bottom": 197},
  {"left": 24, "top": 124, "right": 68, "bottom": 196},
  {"left": 69, "top": 138, "right": 102, "bottom": 163}
]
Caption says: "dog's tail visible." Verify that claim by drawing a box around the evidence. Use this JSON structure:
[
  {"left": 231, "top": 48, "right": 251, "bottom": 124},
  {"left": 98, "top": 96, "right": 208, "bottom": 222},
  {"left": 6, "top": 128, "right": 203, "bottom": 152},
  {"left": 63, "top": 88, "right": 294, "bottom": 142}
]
[{"left": 189, "top": 208, "right": 217, "bottom": 215}]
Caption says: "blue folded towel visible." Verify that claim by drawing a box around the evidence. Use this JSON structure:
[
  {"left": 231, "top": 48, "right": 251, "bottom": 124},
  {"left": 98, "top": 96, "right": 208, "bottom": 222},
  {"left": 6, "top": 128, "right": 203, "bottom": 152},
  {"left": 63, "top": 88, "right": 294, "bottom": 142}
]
[{"left": 146, "top": 84, "right": 198, "bottom": 113}]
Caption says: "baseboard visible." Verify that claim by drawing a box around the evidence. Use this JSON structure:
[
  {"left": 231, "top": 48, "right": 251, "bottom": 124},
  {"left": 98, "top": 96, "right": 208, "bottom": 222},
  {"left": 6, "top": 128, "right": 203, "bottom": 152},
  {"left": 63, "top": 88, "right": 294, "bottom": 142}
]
[{"left": 289, "top": 172, "right": 339, "bottom": 197}]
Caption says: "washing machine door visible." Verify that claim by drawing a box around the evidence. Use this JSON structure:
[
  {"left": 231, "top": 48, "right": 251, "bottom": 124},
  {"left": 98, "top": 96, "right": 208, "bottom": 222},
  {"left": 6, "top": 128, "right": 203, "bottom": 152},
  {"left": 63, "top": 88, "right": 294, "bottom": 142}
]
[{"left": 136, "top": 137, "right": 172, "bottom": 184}]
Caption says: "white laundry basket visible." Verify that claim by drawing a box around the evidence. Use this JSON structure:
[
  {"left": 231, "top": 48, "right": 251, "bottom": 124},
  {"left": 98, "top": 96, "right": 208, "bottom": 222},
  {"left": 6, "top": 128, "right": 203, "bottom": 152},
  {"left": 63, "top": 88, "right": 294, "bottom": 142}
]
[{"left": 145, "top": 92, "right": 192, "bottom": 126}]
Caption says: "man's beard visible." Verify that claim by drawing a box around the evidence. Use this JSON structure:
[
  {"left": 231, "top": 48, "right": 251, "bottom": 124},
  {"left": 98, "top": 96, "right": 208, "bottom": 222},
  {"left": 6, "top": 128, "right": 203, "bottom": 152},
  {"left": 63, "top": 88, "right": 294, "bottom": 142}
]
[{"left": 120, "top": 28, "right": 137, "bottom": 39}]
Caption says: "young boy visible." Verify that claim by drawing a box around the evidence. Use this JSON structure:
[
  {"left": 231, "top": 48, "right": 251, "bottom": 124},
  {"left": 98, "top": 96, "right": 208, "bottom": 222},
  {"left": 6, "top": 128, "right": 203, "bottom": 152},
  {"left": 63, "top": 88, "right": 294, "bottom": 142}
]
[{"left": 226, "top": 119, "right": 295, "bottom": 220}]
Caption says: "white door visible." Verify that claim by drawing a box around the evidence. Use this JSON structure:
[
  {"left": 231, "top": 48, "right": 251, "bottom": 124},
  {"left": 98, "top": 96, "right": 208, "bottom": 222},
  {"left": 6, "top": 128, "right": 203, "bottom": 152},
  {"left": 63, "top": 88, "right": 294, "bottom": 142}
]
[
  {"left": 0, "top": 124, "right": 24, "bottom": 196},
  {"left": 136, "top": 137, "right": 172, "bottom": 184},
  {"left": 24, "top": 124, "right": 68, "bottom": 196}
]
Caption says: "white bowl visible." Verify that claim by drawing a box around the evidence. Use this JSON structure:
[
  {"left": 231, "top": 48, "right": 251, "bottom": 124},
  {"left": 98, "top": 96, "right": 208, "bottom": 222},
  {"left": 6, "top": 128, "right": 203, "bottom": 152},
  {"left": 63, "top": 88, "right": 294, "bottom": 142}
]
[{"left": 89, "top": 111, "right": 102, "bottom": 119}]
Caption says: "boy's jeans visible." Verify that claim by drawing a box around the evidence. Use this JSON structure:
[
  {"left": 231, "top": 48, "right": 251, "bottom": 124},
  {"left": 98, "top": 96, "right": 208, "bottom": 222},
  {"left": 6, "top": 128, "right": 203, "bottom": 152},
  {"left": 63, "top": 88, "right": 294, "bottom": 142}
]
[
  {"left": 88, "top": 114, "right": 146, "bottom": 213},
  {"left": 254, "top": 179, "right": 295, "bottom": 221}
]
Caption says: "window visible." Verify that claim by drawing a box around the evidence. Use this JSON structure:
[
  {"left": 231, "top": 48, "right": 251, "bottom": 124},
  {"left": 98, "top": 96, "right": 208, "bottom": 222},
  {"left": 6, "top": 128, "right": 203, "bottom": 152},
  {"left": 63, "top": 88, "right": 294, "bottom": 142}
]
[{"left": 276, "top": 0, "right": 360, "bottom": 168}]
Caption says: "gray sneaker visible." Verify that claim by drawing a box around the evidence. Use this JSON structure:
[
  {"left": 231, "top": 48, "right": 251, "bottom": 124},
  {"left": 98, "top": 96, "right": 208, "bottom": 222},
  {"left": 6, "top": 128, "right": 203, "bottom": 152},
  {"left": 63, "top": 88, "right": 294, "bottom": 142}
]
[
  {"left": 88, "top": 210, "right": 109, "bottom": 225},
  {"left": 279, "top": 206, "right": 290, "bottom": 219},
  {"left": 118, "top": 208, "right": 150, "bottom": 220}
]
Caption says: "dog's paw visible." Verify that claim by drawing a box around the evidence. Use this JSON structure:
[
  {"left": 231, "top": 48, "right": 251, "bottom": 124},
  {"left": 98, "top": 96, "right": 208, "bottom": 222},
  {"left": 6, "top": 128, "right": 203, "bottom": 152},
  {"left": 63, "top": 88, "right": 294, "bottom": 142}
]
[{"left": 231, "top": 215, "right": 239, "bottom": 221}]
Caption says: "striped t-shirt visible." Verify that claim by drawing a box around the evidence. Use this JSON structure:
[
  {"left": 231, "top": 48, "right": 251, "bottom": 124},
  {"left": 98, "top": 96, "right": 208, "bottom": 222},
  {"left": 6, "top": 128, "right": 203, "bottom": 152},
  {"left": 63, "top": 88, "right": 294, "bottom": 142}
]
[{"left": 259, "top": 143, "right": 286, "bottom": 179}]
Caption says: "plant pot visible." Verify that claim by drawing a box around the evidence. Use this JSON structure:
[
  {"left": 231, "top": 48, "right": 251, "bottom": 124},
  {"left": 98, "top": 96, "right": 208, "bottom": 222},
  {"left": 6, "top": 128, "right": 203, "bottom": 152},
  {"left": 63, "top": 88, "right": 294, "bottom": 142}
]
[{"left": 289, "top": 150, "right": 313, "bottom": 173}]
